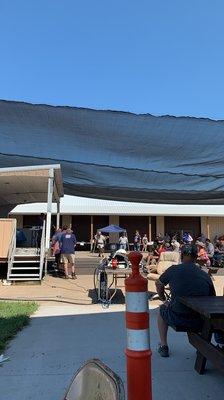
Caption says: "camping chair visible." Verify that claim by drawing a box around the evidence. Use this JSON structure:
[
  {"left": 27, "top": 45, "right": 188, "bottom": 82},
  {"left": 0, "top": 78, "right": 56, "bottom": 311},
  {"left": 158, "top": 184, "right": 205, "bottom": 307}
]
[
  {"left": 147, "top": 251, "right": 181, "bottom": 300},
  {"left": 63, "top": 359, "right": 125, "bottom": 400}
]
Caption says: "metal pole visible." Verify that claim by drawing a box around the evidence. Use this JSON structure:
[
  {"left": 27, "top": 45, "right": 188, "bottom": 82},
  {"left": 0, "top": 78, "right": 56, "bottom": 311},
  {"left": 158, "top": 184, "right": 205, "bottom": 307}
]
[
  {"left": 56, "top": 200, "right": 60, "bottom": 229},
  {"left": 45, "top": 169, "right": 54, "bottom": 250}
]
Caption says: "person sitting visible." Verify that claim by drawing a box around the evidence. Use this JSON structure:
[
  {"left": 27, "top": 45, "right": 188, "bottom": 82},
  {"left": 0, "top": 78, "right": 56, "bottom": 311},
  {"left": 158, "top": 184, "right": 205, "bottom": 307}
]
[
  {"left": 205, "top": 238, "right": 214, "bottom": 265},
  {"left": 171, "top": 238, "right": 180, "bottom": 253},
  {"left": 156, "top": 244, "right": 215, "bottom": 357},
  {"left": 197, "top": 241, "right": 211, "bottom": 267},
  {"left": 213, "top": 235, "right": 224, "bottom": 267},
  {"left": 182, "top": 232, "right": 193, "bottom": 244}
]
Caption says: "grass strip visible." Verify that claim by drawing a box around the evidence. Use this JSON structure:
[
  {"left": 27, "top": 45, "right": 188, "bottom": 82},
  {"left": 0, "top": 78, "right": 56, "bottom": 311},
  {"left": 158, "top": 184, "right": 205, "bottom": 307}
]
[{"left": 0, "top": 301, "right": 38, "bottom": 352}]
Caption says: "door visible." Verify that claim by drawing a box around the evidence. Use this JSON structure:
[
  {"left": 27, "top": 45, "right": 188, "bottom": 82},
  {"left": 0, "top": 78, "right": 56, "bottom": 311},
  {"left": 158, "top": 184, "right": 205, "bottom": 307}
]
[{"left": 164, "top": 217, "right": 201, "bottom": 240}]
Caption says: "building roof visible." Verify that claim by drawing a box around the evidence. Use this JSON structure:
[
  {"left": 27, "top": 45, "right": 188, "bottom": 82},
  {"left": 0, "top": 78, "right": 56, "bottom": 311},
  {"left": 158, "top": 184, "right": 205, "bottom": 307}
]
[
  {"left": 10, "top": 195, "right": 224, "bottom": 217},
  {"left": 0, "top": 164, "right": 64, "bottom": 209}
]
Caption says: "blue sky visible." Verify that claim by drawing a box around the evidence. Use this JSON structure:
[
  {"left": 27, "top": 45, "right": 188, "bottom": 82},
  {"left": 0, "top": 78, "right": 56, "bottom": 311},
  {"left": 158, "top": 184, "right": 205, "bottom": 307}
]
[{"left": 0, "top": 0, "right": 224, "bottom": 119}]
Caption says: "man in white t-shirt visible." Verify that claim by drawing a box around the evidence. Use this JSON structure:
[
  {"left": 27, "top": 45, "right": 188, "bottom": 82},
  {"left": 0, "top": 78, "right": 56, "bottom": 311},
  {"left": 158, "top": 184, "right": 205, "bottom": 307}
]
[
  {"left": 119, "top": 233, "right": 128, "bottom": 250},
  {"left": 97, "top": 232, "right": 106, "bottom": 257}
]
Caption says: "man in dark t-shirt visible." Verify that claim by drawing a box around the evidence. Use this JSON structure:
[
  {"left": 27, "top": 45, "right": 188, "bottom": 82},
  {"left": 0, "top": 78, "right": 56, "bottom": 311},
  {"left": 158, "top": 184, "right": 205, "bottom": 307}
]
[
  {"left": 60, "top": 228, "right": 77, "bottom": 279},
  {"left": 156, "top": 244, "right": 216, "bottom": 357}
]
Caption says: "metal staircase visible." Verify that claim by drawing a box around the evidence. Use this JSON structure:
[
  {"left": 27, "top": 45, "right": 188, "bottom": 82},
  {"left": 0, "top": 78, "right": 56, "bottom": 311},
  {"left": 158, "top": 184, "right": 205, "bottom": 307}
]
[{"left": 7, "top": 222, "right": 46, "bottom": 282}]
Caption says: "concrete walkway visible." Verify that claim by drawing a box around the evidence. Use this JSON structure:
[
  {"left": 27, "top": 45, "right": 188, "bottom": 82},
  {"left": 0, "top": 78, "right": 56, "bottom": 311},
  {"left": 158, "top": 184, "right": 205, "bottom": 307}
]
[{"left": 0, "top": 302, "right": 223, "bottom": 400}]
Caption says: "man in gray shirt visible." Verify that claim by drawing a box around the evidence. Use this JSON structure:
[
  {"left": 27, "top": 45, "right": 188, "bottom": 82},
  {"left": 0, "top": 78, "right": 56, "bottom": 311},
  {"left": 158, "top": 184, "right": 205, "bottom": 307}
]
[{"left": 156, "top": 244, "right": 215, "bottom": 357}]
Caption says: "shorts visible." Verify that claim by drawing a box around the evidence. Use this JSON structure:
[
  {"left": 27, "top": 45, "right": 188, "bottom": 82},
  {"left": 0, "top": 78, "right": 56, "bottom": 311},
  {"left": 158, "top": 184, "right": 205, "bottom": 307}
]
[
  {"left": 61, "top": 253, "right": 75, "bottom": 264},
  {"left": 160, "top": 304, "right": 203, "bottom": 332}
]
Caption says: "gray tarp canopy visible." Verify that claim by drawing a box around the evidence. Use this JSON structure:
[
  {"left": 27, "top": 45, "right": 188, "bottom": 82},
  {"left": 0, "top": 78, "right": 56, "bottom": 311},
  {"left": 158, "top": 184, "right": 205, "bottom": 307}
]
[{"left": 0, "top": 99, "right": 224, "bottom": 205}]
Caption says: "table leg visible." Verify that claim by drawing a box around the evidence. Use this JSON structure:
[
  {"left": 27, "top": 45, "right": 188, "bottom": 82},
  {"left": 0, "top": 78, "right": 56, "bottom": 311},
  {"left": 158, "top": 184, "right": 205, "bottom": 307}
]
[{"left": 194, "top": 319, "right": 212, "bottom": 374}]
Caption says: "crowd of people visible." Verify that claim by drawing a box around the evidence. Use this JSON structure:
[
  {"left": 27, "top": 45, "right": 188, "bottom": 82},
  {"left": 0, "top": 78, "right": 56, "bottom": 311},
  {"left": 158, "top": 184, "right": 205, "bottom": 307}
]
[
  {"left": 49, "top": 224, "right": 224, "bottom": 355},
  {"left": 49, "top": 222, "right": 224, "bottom": 281},
  {"left": 131, "top": 231, "right": 224, "bottom": 269}
]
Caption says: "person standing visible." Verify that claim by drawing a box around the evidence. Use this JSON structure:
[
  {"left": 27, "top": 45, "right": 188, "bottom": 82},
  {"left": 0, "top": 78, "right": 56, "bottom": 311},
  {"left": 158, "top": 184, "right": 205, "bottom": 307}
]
[
  {"left": 119, "top": 232, "right": 128, "bottom": 250},
  {"left": 60, "top": 228, "right": 77, "bottom": 279},
  {"left": 134, "top": 230, "right": 141, "bottom": 251},
  {"left": 97, "top": 231, "right": 106, "bottom": 258},
  {"left": 51, "top": 228, "right": 62, "bottom": 268},
  {"left": 142, "top": 234, "right": 148, "bottom": 252}
]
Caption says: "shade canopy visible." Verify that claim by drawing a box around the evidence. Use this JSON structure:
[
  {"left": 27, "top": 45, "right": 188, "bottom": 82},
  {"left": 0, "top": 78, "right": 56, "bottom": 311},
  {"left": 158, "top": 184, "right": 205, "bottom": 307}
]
[
  {"left": 99, "top": 225, "right": 126, "bottom": 233},
  {"left": 0, "top": 164, "right": 63, "bottom": 215},
  {"left": 1, "top": 100, "right": 224, "bottom": 204}
]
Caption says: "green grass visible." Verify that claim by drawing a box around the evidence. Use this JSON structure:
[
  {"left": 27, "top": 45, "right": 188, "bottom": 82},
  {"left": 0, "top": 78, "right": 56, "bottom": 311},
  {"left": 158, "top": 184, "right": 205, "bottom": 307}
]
[{"left": 0, "top": 301, "right": 38, "bottom": 352}]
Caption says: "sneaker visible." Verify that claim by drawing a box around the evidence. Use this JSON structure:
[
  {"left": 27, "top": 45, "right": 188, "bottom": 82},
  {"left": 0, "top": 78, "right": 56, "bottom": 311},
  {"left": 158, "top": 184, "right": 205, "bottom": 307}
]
[
  {"left": 64, "top": 275, "right": 69, "bottom": 279},
  {"left": 71, "top": 273, "right": 77, "bottom": 280},
  {"left": 158, "top": 345, "right": 169, "bottom": 357}
]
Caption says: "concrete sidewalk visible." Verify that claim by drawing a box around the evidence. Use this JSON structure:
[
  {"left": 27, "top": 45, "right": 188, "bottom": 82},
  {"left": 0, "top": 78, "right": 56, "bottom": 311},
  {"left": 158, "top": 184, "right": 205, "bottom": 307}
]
[{"left": 0, "top": 302, "right": 223, "bottom": 400}]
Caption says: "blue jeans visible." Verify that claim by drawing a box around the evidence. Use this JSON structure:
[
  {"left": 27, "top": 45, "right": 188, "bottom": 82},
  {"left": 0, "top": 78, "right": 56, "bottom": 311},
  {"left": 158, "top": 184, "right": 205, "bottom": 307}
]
[
  {"left": 134, "top": 243, "right": 140, "bottom": 251},
  {"left": 120, "top": 244, "right": 127, "bottom": 250}
]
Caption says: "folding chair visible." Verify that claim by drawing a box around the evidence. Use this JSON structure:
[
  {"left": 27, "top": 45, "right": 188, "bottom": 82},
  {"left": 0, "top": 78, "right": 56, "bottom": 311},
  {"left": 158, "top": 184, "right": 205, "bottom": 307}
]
[{"left": 63, "top": 359, "right": 125, "bottom": 400}]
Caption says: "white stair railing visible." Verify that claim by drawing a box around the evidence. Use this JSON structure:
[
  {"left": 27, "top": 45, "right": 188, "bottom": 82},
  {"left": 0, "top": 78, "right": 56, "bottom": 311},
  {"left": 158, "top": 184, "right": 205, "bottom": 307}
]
[
  {"left": 7, "top": 219, "right": 17, "bottom": 280},
  {"left": 39, "top": 221, "right": 46, "bottom": 279}
]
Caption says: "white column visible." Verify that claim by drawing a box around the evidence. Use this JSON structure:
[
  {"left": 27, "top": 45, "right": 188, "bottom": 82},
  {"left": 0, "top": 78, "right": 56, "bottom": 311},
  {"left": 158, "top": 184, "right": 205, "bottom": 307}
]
[
  {"left": 149, "top": 216, "right": 152, "bottom": 241},
  {"left": 45, "top": 169, "right": 54, "bottom": 249},
  {"left": 56, "top": 200, "right": 60, "bottom": 229}
]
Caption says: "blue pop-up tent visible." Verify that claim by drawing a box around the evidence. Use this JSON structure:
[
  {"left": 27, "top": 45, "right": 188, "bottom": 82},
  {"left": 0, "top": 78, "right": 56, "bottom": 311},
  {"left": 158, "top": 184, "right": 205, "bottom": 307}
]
[{"left": 99, "top": 225, "right": 126, "bottom": 233}]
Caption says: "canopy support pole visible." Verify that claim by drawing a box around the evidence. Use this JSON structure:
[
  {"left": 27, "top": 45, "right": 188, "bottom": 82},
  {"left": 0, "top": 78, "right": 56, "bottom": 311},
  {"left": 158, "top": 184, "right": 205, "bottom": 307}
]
[
  {"left": 45, "top": 169, "right": 54, "bottom": 251},
  {"left": 56, "top": 200, "right": 60, "bottom": 229}
]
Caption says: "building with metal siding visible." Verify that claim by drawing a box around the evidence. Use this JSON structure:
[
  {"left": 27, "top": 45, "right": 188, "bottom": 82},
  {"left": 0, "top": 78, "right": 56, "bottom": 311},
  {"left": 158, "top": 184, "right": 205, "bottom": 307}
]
[{"left": 10, "top": 195, "right": 224, "bottom": 242}]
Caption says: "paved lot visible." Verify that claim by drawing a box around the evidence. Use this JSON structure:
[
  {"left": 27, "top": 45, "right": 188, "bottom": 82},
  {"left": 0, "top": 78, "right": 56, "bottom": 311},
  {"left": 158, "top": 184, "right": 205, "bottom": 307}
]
[
  {"left": 0, "top": 301, "right": 224, "bottom": 400},
  {"left": 0, "top": 252, "right": 223, "bottom": 399}
]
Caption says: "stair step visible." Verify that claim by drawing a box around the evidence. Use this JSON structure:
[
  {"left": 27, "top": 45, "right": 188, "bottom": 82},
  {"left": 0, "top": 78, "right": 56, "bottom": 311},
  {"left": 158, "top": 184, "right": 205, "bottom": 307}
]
[
  {"left": 8, "top": 278, "right": 40, "bottom": 281},
  {"left": 12, "top": 267, "right": 39, "bottom": 270},
  {"left": 14, "top": 254, "right": 39, "bottom": 258},
  {"left": 13, "top": 260, "right": 40, "bottom": 264},
  {"left": 9, "top": 274, "right": 40, "bottom": 277}
]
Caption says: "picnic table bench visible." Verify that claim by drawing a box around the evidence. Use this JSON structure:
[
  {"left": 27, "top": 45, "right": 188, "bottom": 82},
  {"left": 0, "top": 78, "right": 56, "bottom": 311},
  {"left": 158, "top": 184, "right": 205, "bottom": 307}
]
[{"left": 179, "top": 296, "right": 224, "bottom": 374}]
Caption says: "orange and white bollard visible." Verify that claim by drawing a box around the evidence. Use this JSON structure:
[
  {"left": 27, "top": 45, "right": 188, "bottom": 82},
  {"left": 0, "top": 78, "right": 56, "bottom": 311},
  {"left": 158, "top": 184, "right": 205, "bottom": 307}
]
[{"left": 125, "top": 251, "right": 152, "bottom": 400}]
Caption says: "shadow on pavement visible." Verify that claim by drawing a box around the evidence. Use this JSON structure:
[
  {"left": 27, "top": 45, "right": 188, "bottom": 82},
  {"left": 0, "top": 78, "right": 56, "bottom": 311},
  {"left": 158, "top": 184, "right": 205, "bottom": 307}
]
[{"left": 88, "top": 288, "right": 125, "bottom": 304}]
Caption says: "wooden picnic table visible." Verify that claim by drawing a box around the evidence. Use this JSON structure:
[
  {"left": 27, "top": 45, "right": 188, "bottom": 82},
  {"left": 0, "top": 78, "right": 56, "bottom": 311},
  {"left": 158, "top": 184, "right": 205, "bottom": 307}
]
[{"left": 179, "top": 296, "right": 224, "bottom": 374}]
